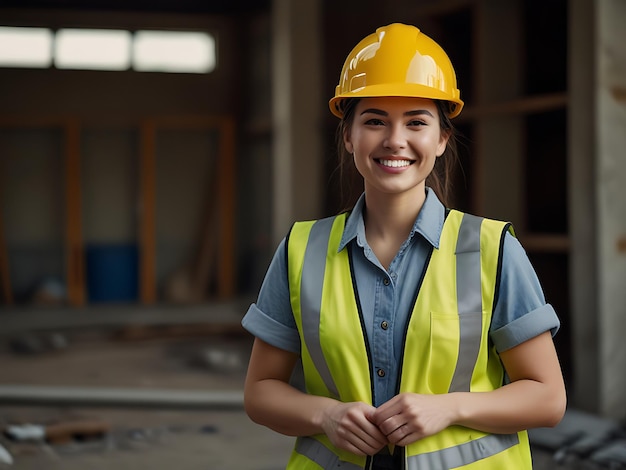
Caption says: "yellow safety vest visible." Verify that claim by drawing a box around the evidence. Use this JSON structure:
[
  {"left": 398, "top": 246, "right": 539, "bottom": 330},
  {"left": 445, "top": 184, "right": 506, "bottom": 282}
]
[{"left": 285, "top": 209, "right": 533, "bottom": 469}]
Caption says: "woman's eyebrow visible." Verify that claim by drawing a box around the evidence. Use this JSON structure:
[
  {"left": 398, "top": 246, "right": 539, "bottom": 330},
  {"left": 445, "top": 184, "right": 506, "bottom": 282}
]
[
  {"left": 405, "top": 109, "right": 434, "bottom": 118},
  {"left": 360, "top": 108, "right": 434, "bottom": 118},
  {"left": 360, "top": 108, "right": 387, "bottom": 116}
]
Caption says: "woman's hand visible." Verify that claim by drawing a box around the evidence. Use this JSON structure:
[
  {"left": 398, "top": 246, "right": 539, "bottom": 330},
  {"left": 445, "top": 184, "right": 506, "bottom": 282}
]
[
  {"left": 245, "top": 338, "right": 387, "bottom": 456},
  {"left": 371, "top": 393, "right": 457, "bottom": 446},
  {"left": 321, "top": 401, "right": 388, "bottom": 456}
]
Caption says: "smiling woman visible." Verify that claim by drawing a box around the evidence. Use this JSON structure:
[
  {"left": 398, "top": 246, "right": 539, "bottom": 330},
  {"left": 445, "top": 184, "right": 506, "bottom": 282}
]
[
  {"left": 0, "top": 25, "right": 216, "bottom": 73},
  {"left": 241, "top": 23, "right": 566, "bottom": 470}
]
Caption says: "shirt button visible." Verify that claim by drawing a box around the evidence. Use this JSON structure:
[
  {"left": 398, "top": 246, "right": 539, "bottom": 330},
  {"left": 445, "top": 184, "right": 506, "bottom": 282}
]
[
  {"left": 380, "top": 321, "right": 388, "bottom": 330},
  {"left": 377, "top": 368, "right": 386, "bottom": 378},
  {"left": 383, "top": 278, "right": 390, "bottom": 286}
]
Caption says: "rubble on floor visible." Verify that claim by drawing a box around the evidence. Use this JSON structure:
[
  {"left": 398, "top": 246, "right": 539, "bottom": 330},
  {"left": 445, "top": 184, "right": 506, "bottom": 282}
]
[
  {"left": 529, "top": 408, "right": 626, "bottom": 469},
  {"left": 0, "top": 410, "right": 223, "bottom": 467}
]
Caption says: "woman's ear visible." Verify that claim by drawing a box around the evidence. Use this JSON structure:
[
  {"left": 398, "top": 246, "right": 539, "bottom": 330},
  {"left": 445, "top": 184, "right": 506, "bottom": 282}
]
[
  {"left": 343, "top": 129, "right": 354, "bottom": 154},
  {"left": 436, "top": 130, "right": 451, "bottom": 157}
]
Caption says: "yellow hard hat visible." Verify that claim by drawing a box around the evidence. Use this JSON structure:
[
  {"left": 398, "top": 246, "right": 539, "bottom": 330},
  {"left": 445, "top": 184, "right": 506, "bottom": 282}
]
[{"left": 329, "top": 23, "right": 464, "bottom": 119}]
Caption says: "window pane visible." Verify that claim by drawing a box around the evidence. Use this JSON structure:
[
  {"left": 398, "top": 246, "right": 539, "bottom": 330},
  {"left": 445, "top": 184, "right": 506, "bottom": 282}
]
[
  {"left": 55, "top": 29, "right": 131, "bottom": 70},
  {"left": 134, "top": 30, "right": 215, "bottom": 73},
  {"left": 0, "top": 26, "right": 52, "bottom": 68}
]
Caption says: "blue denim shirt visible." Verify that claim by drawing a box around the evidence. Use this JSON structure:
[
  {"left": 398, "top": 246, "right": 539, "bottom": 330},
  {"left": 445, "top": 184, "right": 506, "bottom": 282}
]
[{"left": 242, "top": 189, "right": 560, "bottom": 406}]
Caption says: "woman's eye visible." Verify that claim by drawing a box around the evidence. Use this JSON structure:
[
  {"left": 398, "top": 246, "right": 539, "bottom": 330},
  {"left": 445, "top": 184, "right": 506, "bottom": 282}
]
[
  {"left": 364, "top": 118, "right": 385, "bottom": 126},
  {"left": 408, "top": 119, "right": 426, "bottom": 127}
]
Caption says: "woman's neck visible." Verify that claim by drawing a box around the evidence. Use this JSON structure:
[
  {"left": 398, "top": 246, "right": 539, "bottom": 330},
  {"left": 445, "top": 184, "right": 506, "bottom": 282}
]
[{"left": 362, "top": 187, "right": 426, "bottom": 269}]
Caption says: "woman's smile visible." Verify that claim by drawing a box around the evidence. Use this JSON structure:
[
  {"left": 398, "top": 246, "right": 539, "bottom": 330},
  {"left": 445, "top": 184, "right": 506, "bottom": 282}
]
[{"left": 375, "top": 158, "right": 416, "bottom": 175}]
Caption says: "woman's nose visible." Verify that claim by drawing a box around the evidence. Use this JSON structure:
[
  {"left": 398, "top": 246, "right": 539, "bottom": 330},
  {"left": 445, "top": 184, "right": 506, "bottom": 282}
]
[{"left": 383, "top": 124, "right": 407, "bottom": 150}]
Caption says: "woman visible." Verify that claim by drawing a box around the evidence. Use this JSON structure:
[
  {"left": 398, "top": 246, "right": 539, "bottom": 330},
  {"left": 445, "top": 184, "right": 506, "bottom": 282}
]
[{"left": 242, "top": 23, "right": 566, "bottom": 469}]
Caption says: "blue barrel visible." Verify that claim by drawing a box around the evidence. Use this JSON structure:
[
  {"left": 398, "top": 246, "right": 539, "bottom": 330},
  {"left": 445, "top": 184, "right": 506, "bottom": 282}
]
[{"left": 86, "top": 244, "right": 139, "bottom": 302}]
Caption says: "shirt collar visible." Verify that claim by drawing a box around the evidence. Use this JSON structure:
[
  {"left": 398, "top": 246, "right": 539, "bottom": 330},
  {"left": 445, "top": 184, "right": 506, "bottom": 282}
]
[{"left": 338, "top": 187, "right": 446, "bottom": 252}]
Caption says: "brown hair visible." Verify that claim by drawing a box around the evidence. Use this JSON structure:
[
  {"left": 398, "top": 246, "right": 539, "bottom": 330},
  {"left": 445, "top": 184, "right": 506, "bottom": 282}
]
[{"left": 334, "top": 98, "right": 459, "bottom": 210}]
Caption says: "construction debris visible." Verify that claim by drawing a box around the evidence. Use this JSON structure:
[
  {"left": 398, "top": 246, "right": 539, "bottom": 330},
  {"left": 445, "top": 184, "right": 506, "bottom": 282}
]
[
  {"left": 529, "top": 408, "right": 626, "bottom": 468},
  {"left": 8, "top": 332, "right": 68, "bottom": 355},
  {"left": 4, "top": 419, "right": 110, "bottom": 444},
  {"left": 3, "top": 423, "right": 44, "bottom": 442},
  {"left": 0, "top": 443, "right": 13, "bottom": 465}
]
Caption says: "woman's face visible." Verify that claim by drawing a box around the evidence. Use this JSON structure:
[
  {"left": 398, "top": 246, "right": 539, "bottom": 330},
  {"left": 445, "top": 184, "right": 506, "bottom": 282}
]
[{"left": 344, "top": 96, "right": 449, "bottom": 199}]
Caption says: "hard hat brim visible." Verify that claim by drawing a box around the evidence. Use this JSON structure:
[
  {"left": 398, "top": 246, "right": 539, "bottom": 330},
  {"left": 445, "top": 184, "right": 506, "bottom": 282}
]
[{"left": 329, "top": 83, "right": 464, "bottom": 119}]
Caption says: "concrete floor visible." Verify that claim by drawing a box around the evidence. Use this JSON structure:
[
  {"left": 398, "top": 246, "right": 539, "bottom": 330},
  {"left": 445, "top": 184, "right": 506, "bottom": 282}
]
[
  {"left": 0, "top": 309, "right": 294, "bottom": 469},
  {"left": 0, "top": 405, "right": 293, "bottom": 469},
  {"left": 0, "top": 305, "right": 616, "bottom": 469}
]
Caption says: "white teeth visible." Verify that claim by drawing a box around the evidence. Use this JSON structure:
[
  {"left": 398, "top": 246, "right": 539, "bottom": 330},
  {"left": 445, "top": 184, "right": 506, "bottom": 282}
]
[{"left": 379, "top": 159, "right": 411, "bottom": 168}]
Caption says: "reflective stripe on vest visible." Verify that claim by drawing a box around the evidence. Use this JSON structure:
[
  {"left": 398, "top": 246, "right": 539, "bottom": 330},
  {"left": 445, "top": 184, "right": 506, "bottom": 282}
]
[
  {"left": 294, "top": 432, "right": 520, "bottom": 470},
  {"left": 408, "top": 433, "right": 519, "bottom": 470},
  {"left": 295, "top": 436, "right": 362, "bottom": 470},
  {"left": 449, "top": 212, "right": 482, "bottom": 393},
  {"left": 301, "top": 216, "right": 340, "bottom": 399}
]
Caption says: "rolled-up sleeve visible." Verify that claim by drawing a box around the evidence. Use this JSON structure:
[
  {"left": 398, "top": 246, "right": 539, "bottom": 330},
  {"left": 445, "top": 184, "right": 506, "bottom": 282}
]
[
  {"left": 241, "top": 238, "right": 301, "bottom": 354},
  {"left": 490, "top": 232, "right": 561, "bottom": 352},
  {"left": 242, "top": 303, "right": 300, "bottom": 353},
  {"left": 492, "top": 303, "right": 559, "bottom": 352}
]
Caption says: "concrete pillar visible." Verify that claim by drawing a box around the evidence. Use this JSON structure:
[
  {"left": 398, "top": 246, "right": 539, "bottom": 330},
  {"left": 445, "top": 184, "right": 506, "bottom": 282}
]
[
  {"left": 271, "top": 0, "right": 323, "bottom": 245},
  {"left": 569, "top": 0, "right": 626, "bottom": 420},
  {"left": 596, "top": 0, "right": 626, "bottom": 419},
  {"left": 568, "top": 0, "right": 599, "bottom": 414}
]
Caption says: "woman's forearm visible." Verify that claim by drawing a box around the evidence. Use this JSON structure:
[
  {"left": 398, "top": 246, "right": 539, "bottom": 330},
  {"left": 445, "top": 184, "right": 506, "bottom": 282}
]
[
  {"left": 452, "top": 378, "right": 566, "bottom": 434},
  {"left": 245, "top": 377, "right": 337, "bottom": 436},
  {"left": 244, "top": 338, "right": 337, "bottom": 436},
  {"left": 453, "top": 332, "right": 567, "bottom": 434}
]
